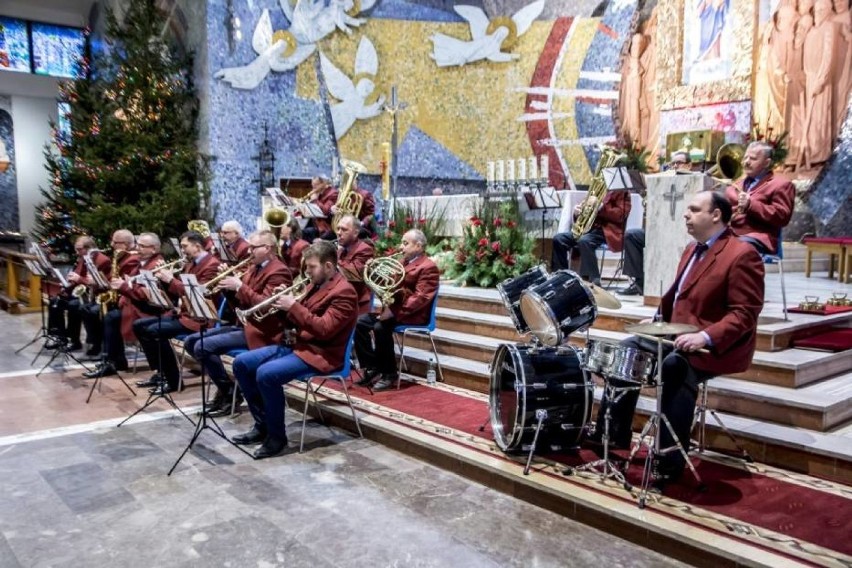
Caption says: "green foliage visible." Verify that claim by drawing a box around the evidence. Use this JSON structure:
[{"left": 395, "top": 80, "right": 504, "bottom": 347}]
[
  {"left": 443, "top": 199, "right": 537, "bottom": 288},
  {"left": 374, "top": 200, "right": 449, "bottom": 256},
  {"left": 33, "top": 0, "right": 208, "bottom": 260}
]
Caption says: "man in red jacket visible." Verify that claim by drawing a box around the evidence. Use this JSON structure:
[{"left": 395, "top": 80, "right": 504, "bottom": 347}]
[
  {"left": 232, "top": 241, "right": 358, "bottom": 458},
  {"left": 597, "top": 191, "right": 764, "bottom": 486},
  {"left": 302, "top": 176, "right": 339, "bottom": 242},
  {"left": 219, "top": 220, "right": 252, "bottom": 263},
  {"left": 551, "top": 189, "right": 631, "bottom": 286},
  {"left": 336, "top": 214, "right": 375, "bottom": 315},
  {"left": 355, "top": 229, "right": 440, "bottom": 391},
  {"left": 182, "top": 230, "right": 292, "bottom": 415}
]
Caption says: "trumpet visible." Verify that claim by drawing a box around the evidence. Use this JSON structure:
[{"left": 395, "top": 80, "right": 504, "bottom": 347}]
[
  {"left": 235, "top": 275, "right": 311, "bottom": 324},
  {"left": 152, "top": 257, "right": 186, "bottom": 275},
  {"left": 204, "top": 256, "right": 253, "bottom": 295}
]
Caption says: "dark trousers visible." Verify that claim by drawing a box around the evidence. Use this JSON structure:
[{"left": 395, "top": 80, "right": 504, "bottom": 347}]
[
  {"left": 183, "top": 326, "right": 247, "bottom": 392},
  {"left": 132, "top": 315, "right": 190, "bottom": 389},
  {"left": 551, "top": 227, "right": 605, "bottom": 283},
  {"left": 233, "top": 345, "right": 314, "bottom": 440},
  {"left": 622, "top": 228, "right": 645, "bottom": 290},
  {"left": 79, "top": 303, "right": 105, "bottom": 354},
  {"left": 597, "top": 337, "right": 712, "bottom": 475},
  {"left": 47, "top": 296, "right": 84, "bottom": 344},
  {"left": 354, "top": 313, "right": 398, "bottom": 375},
  {"left": 100, "top": 308, "right": 127, "bottom": 367}
]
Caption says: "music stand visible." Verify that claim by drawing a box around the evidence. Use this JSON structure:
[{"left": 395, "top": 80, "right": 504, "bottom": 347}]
[
  {"left": 117, "top": 271, "right": 194, "bottom": 428},
  {"left": 167, "top": 274, "right": 253, "bottom": 475},
  {"left": 16, "top": 256, "right": 54, "bottom": 357},
  {"left": 210, "top": 233, "right": 235, "bottom": 264},
  {"left": 523, "top": 178, "right": 562, "bottom": 264}
]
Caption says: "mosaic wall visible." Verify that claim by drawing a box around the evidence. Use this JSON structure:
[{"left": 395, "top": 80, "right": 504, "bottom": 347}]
[
  {"left": 807, "top": 94, "right": 852, "bottom": 237},
  {"left": 0, "top": 96, "right": 18, "bottom": 232},
  {"left": 203, "top": 0, "right": 640, "bottom": 230}
]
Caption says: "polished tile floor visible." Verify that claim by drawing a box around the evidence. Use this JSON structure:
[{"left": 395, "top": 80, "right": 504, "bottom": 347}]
[{"left": 0, "top": 310, "right": 685, "bottom": 567}]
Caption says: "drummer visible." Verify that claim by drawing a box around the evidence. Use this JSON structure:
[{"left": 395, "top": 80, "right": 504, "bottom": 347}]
[{"left": 596, "top": 191, "right": 764, "bottom": 487}]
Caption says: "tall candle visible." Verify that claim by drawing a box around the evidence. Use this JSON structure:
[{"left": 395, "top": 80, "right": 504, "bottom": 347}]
[
  {"left": 496, "top": 160, "right": 504, "bottom": 182},
  {"left": 517, "top": 158, "right": 526, "bottom": 181},
  {"left": 487, "top": 161, "right": 495, "bottom": 183},
  {"left": 506, "top": 159, "right": 515, "bottom": 182},
  {"left": 540, "top": 155, "right": 549, "bottom": 183},
  {"left": 528, "top": 156, "right": 537, "bottom": 181}
]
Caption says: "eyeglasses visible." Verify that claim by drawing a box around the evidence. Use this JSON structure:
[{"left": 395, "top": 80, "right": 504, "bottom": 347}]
[
  {"left": 249, "top": 244, "right": 269, "bottom": 251},
  {"left": 138, "top": 243, "right": 155, "bottom": 249},
  {"left": 672, "top": 160, "right": 688, "bottom": 165}
]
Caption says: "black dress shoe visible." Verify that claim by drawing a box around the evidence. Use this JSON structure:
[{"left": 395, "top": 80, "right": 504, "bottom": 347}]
[
  {"left": 149, "top": 383, "right": 177, "bottom": 395},
  {"left": 233, "top": 426, "right": 266, "bottom": 445},
  {"left": 372, "top": 374, "right": 398, "bottom": 391},
  {"left": 356, "top": 369, "right": 380, "bottom": 386},
  {"left": 82, "top": 363, "right": 118, "bottom": 379},
  {"left": 253, "top": 436, "right": 288, "bottom": 459},
  {"left": 45, "top": 339, "right": 64, "bottom": 350},
  {"left": 135, "top": 373, "right": 162, "bottom": 388},
  {"left": 64, "top": 343, "right": 83, "bottom": 352},
  {"left": 617, "top": 283, "right": 643, "bottom": 296}
]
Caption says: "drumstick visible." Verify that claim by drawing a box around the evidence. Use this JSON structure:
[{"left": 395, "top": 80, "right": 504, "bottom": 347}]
[{"left": 632, "top": 332, "right": 711, "bottom": 354}]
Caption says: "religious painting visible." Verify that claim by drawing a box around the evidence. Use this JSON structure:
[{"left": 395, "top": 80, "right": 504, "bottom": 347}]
[{"left": 681, "top": 0, "right": 735, "bottom": 85}]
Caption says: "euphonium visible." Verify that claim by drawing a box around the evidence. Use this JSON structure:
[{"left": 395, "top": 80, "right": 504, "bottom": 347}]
[
  {"left": 363, "top": 253, "right": 405, "bottom": 308},
  {"left": 571, "top": 148, "right": 627, "bottom": 239},
  {"left": 187, "top": 219, "right": 211, "bottom": 239},
  {"left": 204, "top": 256, "right": 254, "bottom": 295},
  {"left": 331, "top": 159, "right": 367, "bottom": 228},
  {"left": 707, "top": 143, "right": 744, "bottom": 182},
  {"left": 235, "top": 275, "right": 311, "bottom": 324}
]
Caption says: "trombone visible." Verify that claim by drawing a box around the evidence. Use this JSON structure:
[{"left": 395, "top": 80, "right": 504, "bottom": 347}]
[{"left": 235, "top": 275, "right": 311, "bottom": 324}]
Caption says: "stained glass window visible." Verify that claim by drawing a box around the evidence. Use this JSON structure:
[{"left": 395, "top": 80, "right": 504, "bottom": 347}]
[
  {"left": 31, "top": 23, "right": 85, "bottom": 79},
  {"left": 0, "top": 17, "right": 31, "bottom": 73}
]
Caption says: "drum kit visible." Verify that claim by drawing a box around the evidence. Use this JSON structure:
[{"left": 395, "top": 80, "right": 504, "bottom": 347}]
[{"left": 489, "top": 267, "right": 703, "bottom": 503}]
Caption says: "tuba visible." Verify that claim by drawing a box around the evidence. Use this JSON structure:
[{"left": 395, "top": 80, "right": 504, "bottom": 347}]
[
  {"left": 363, "top": 253, "right": 405, "bottom": 309},
  {"left": 707, "top": 143, "right": 744, "bottom": 182},
  {"left": 331, "top": 159, "right": 367, "bottom": 229},
  {"left": 571, "top": 148, "right": 626, "bottom": 239}
]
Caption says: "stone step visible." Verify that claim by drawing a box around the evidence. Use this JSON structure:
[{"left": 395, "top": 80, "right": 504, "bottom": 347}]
[
  {"left": 427, "top": 309, "right": 851, "bottom": 387},
  {"left": 397, "top": 346, "right": 852, "bottom": 432}
]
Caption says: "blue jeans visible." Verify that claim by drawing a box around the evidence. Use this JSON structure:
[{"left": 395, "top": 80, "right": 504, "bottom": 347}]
[
  {"left": 233, "top": 345, "right": 316, "bottom": 440},
  {"left": 183, "top": 326, "right": 247, "bottom": 392}
]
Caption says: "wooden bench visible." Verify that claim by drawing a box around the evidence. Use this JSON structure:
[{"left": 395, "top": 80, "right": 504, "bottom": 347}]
[
  {"left": 803, "top": 237, "right": 848, "bottom": 281},
  {"left": 0, "top": 247, "right": 43, "bottom": 314}
]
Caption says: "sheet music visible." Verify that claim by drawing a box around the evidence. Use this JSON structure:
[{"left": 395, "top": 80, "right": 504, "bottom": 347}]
[
  {"left": 139, "top": 269, "right": 173, "bottom": 309},
  {"left": 23, "top": 258, "right": 47, "bottom": 277},
  {"left": 52, "top": 268, "right": 69, "bottom": 288},
  {"left": 299, "top": 202, "right": 325, "bottom": 219},
  {"left": 29, "top": 243, "right": 52, "bottom": 271},
  {"left": 210, "top": 233, "right": 235, "bottom": 262},
  {"left": 180, "top": 273, "right": 217, "bottom": 321},
  {"left": 83, "top": 253, "right": 109, "bottom": 289},
  {"left": 524, "top": 187, "right": 562, "bottom": 209},
  {"left": 169, "top": 237, "right": 181, "bottom": 255},
  {"left": 266, "top": 187, "right": 293, "bottom": 207},
  {"left": 602, "top": 167, "right": 634, "bottom": 191}
]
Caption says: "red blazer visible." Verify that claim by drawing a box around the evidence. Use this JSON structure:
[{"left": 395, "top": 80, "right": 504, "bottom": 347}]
[
  {"left": 593, "top": 190, "right": 632, "bottom": 253},
  {"left": 313, "top": 186, "right": 339, "bottom": 234},
  {"left": 285, "top": 272, "right": 358, "bottom": 373},
  {"left": 167, "top": 253, "right": 221, "bottom": 332},
  {"left": 726, "top": 171, "right": 795, "bottom": 254},
  {"left": 660, "top": 229, "right": 764, "bottom": 376},
  {"left": 338, "top": 239, "right": 375, "bottom": 314},
  {"left": 280, "top": 238, "right": 309, "bottom": 275},
  {"left": 118, "top": 254, "right": 164, "bottom": 341},
  {"left": 226, "top": 237, "right": 251, "bottom": 262},
  {"left": 357, "top": 188, "right": 375, "bottom": 221},
  {"left": 62, "top": 251, "right": 111, "bottom": 296},
  {"left": 391, "top": 255, "right": 440, "bottom": 325},
  {"left": 234, "top": 258, "right": 292, "bottom": 349}
]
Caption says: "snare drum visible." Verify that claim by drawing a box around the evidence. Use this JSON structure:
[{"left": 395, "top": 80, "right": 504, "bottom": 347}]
[
  {"left": 584, "top": 339, "right": 657, "bottom": 385},
  {"left": 519, "top": 270, "right": 597, "bottom": 346},
  {"left": 497, "top": 265, "right": 549, "bottom": 334},
  {"left": 489, "top": 343, "right": 593, "bottom": 453}
]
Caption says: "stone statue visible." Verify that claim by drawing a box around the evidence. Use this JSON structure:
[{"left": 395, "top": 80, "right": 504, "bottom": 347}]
[
  {"left": 754, "top": 4, "right": 798, "bottom": 136},
  {"left": 832, "top": 0, "right": 852, "bottom": 131},
  {"left": 786, "top": 0, "right": 815, "bottom": 167},
  {"left": 800, "top": 0, "right": 836, "bottom": 168},
  {"left": 619, "top": 34, "right": 645, "bottom": 145},
  {"left": 639, "top": 14, "right": 660, "bottom": 166}
]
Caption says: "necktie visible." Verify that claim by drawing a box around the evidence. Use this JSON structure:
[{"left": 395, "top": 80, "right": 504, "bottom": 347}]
[{"left": 675, "top": 242, "right": 708, "bottom": 299}]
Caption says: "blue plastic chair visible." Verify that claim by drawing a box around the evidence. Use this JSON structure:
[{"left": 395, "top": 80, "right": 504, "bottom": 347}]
[
  {"left": 393, "top": 290, "right": 442, "bottom": 389},
  {"left": 762, "top": 232, "right": 788, "bottom": 321},
  {"left": 225, "top": 348, "right": 249, "bottom": 415},
  {"left": 293, "top": 327, "right": 362, "bottom": 452}
]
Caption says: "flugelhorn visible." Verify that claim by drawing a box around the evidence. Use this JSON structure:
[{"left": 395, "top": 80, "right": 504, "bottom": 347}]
[
  {"left": 363, "top": 252, "right": 405, "bottom": 308},
  {"left": 152, "top": 257, "right": 186, "bottom": 275},
  {"left": 204, "top": 256, "right": 253, "bottom": 295},
  {"left": 235, "top": 276, "right": 311, "bottom": 324}
]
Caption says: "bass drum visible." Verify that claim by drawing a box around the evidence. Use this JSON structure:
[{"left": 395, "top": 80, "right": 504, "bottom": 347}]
[{"left": 489, "top": 343, "right": 593, "bottom": 453}]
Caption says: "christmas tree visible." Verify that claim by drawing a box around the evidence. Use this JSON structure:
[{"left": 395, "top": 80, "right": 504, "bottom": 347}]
[{"left": 34, "top": 0, "right": 208, "bottom": 260}]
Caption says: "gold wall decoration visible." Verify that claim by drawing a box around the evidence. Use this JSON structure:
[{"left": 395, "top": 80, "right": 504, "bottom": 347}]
[{"left": 655, "top": 0, "right": 757, "bottom": 110}]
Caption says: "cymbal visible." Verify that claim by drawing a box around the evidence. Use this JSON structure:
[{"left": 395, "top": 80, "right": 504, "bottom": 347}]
[
  {"left": 624, "top": 322, "right": 698, "bottom": 336},
  {"left": 587, "top": 283, "right": 622, "bottom": 310}
]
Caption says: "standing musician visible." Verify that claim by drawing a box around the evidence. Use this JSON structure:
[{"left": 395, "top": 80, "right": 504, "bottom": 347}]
[
  {"left": 355, "top": 229, "right": 440, "bottom": 391},
  {"left": 724, "top": 140, "right": 795, "bottom": 254},
  {"left": 182, "top": 230, "right": 292, "bottom": 416},
  {"left": 219, "top": 220, "right": 252, "bottom": 262},
  {"left": 279, "top": 218, "right": 310, "bottom": 275},
  {"left": 132, "top": 231, "right": 221, "bottom": 394},
  {"left": 47, "top": 235, "right": 111, "bottom": 353},
  {"left": 232, "top": 241, "right": 358, "bottom": 459},
  {"left": 551, "top": 189, "right": 632, "bottom": 287},
  {"left": 598, "top": 191, "right": 764, "bottom": 487},
  {"left": 80, "top": 230, "right": 141, "bottom": 377},
  {"left": 301, "top": 176, "right": 338, "bottom": 243},
  {"left": 335, "top": 215, "right": 375, "bottom": 315}
]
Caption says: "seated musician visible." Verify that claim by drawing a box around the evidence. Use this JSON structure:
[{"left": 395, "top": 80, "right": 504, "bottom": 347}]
[
  {"left": 551, "top": 189, "right": 631, "bottom": 287},
  {"left": 219, "top": 220, "right": 251, "bottom": 262},
  {"left": 81, "top": 230, "right": 142, "bottom": 378},
  {"left": 279, "top": 218, "right": 310, "bottom": 275},
  {"left": 182, "top": 230, "right": 292, "bottom": 416},
  {"left": 724, "top": 141, "right": 795, "bottom": 255},
  {"left": 598, "top": 191, "right": 764, "bottom": 487},
  {"left": 231, "top": 241, "right": 358, "bottom": 459},
  {"left": 355, "top": 186, "right": 377, "bottom": 238},
  {"left": 301, "top": 176, "right": 338, "bottom": 243},
  {"left": 132, "top": 231, "right": 221, "bottom": 393},
  {"left": 355, "top": 229, "right": 440, "bottom": 391},
  {"left": 336, "top": 215, "right": 375, "bottom": 315},
  {"left": 47, "top": 235, "right": 111, "bottom": 354}
]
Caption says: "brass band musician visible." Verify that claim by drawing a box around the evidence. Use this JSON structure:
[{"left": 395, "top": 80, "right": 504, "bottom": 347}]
[
  {"left": 231, "top": 241, "right": 358, "bottom": 459},
  {"left": 335, "top": 215, "right": 375, "bottom": 315},
  {"left": 301, "top": 176, "right": 339, "bottom": 242},
  {"left": 279, "top": 218, "right": 310, "bottom": 275},
  {"left": 181, "top": 230, "right": 292, "bottom": 415},
  {"left": 219, "top": 220, "right": 252, "bottom": 263}
]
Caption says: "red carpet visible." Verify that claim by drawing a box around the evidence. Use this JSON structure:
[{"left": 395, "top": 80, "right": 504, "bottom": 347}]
[{"left": 329, "top": 380, "right": 852, "bottom": 558}]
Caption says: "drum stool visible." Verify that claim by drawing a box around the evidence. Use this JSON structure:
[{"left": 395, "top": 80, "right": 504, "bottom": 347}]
[{"left": 691, "top": 382, "right": 752, "bottom": 462}]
